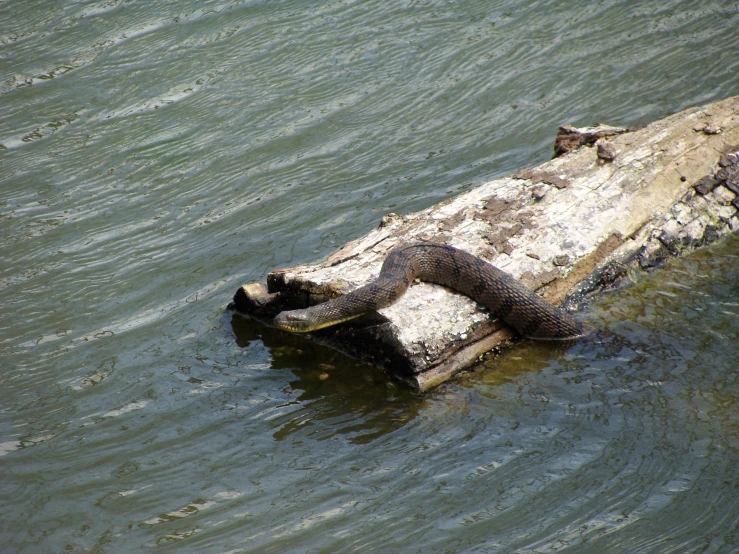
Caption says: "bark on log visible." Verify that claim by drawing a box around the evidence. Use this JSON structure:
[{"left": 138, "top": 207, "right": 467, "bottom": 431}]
[{"left": 231, "top": 95, "right": 739, "bottom": 391}]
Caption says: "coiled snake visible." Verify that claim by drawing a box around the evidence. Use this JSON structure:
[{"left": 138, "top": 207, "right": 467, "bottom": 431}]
[{"left": 273, "top": 242, "right": 590, "bottom": 340}]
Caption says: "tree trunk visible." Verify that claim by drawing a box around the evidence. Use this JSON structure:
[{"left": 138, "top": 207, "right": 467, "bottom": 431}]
[{"left": 231, "top": 95, "right": 739, "bottom": 390}]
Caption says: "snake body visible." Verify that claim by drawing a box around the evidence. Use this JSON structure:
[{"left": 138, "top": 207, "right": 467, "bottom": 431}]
[{"left": 273, "top": 242, "right": 590, "bottom": 340}]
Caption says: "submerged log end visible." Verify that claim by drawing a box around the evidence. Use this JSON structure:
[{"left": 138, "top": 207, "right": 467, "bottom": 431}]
[{"left": 231, "top": 283, "right": 283, "bottom": 317}]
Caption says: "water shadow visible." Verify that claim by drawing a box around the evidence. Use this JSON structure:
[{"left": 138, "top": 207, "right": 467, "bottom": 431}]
[{"left": 230, "top": 313, "right": 424, "bottom": 443}]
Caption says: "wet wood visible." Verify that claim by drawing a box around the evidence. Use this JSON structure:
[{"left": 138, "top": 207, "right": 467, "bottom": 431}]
[{"left": 231, "top": 95, "right": 739, "bottom": 391}]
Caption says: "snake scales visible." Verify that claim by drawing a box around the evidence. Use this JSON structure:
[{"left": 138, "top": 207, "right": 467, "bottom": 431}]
[{"left": 273, "top": 242, "right": 590, "bottom": 340}]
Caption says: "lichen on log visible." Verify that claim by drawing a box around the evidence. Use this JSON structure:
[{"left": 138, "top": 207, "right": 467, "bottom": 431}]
[{"left": 231, "top": 95, "right": 739, "bottom": 391}]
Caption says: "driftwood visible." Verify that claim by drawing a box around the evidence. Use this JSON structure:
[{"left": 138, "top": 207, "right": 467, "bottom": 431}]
[{"left": 231, "top": 95, "right": 739, "bottom": 391}]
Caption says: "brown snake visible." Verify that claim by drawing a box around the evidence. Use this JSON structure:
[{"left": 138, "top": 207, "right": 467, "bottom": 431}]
[{"left": 273, "top": 242, "right": 591, "bottom": 340}]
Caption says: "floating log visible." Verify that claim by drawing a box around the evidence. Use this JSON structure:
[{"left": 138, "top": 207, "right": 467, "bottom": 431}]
[{"left": 231, "top": 95, "right": 739, "bottom": 391}]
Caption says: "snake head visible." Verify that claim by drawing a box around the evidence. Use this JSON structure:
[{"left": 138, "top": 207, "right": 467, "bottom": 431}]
[
  {"left": 273, "top": 309, "right": 313, "bottom": 333},
  {"left": 273, "top": 306, "right": 363, "bottom": 333}
]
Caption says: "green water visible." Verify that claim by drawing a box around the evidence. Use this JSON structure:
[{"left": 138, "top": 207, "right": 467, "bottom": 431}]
[{"left": 2, "top": 1, "right": 739, "bottom": 552}]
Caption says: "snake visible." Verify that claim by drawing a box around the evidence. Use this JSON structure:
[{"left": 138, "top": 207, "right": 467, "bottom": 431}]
[{"left": 273, "top": 242, "right": 590, "bottom": 340}]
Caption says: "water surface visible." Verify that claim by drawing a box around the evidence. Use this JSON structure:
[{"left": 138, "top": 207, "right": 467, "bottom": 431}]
[{"left": 2, "top": 1, "right": 739, "bottom": 552}]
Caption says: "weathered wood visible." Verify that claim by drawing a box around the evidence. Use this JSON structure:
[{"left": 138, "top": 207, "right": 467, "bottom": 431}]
[
  {"left": 553, "top": 123, "right": 631, "bottom": 158},
  {"left": 231, "top": 95, "right": 739, "bottom": 391}
]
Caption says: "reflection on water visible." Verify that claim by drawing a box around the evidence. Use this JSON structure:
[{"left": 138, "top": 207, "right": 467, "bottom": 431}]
[{"left": 230, "top": 314, "right": 422, "bottom": 444}]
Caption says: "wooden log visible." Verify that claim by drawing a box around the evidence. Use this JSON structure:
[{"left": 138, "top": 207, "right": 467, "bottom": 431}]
[{"left": 231, "top": 95, "right": 739, "bottom": 391}]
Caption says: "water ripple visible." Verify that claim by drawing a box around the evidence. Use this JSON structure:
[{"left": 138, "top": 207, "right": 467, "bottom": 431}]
[{"left": 2, "top": 0, "right": 739, "bottom": 552}]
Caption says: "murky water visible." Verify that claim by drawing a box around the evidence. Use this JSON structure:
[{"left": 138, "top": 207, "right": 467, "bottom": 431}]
[{"left": 2, "top": 1, "right": 739, "bottom": 552}]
